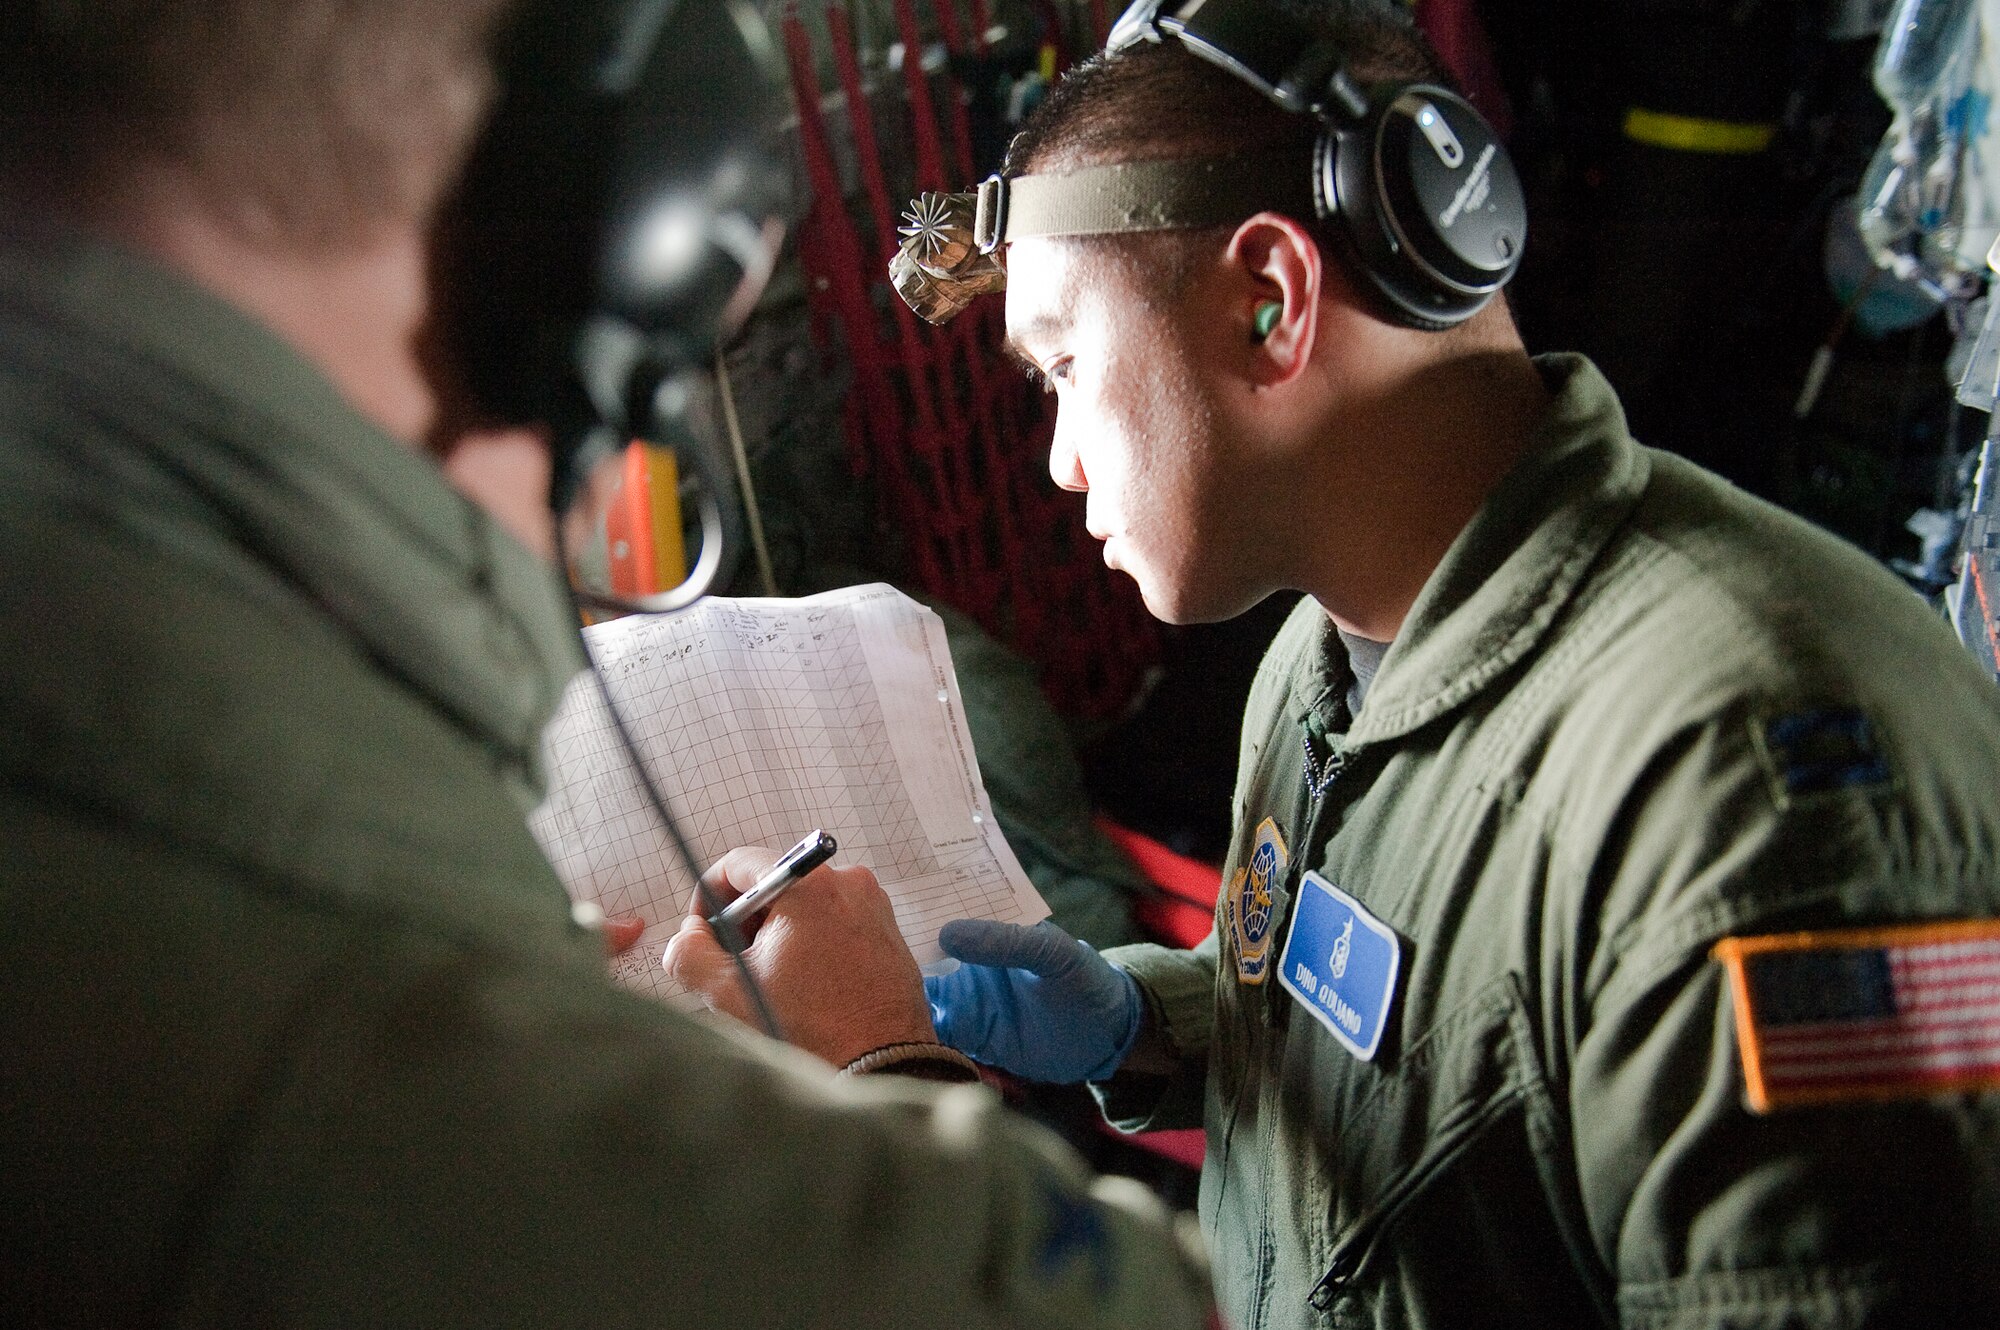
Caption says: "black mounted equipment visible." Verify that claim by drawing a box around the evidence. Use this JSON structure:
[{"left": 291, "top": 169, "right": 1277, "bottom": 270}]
[{"left": 440, "top": 0, "right": 792, "bottom": 607}]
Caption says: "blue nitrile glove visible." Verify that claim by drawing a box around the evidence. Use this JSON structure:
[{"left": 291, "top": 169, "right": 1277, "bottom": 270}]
[{"left": 923, "top": 919, "right": 1143, "bottom": 1083}]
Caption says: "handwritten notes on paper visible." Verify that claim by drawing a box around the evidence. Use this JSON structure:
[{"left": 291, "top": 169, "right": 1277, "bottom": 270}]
[{"left": 530, "top": 584, "right": 1047, "bottom": 998}]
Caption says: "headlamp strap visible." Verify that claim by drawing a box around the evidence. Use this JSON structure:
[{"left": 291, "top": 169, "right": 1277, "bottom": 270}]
[
  {"left": 892, "top": 147, "right": 1316, "bottom": 323},
  {"left": 973, "top": 148, "right": 1313, "bottom": 253}
]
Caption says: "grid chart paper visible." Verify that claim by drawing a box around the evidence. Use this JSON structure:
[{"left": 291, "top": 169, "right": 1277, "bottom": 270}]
[{"left": 530, "top": 584, "right": 1047, "bottom": 1000}]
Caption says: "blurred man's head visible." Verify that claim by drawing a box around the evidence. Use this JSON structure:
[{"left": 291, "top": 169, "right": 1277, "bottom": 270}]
[
  {"left": 0, "top": 1, "right": 511, "bottom": 250},
  {"left": 1, "top": 1, "right": 792, "bottom": 577},
  {"left": 0, "top": 0, "right": 519, "bottom": 473}
]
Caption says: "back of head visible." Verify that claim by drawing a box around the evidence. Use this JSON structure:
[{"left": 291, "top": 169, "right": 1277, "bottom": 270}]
[
  {"left": 1005, "top": 0, "right": 1453, "bottom": 296},
  {"left": 1009, "top": 0, "right": 1448, "bottom": 175},
  {"left": 0, "top": 0, "right": 511, "bottom": 251},
  {"left": 1, "top": 0, "right": 796, "bottom": 563}
]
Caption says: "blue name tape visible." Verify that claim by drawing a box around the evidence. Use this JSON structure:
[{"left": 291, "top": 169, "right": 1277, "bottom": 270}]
[{"left": 1278, "top": 871, "right": 1402, "bottom": 1061}]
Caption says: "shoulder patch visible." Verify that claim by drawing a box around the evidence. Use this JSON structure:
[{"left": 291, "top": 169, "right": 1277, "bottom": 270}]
[
  {"left": 1713, "top": 919, "right": 2000, "bottom": 1113},
  {"left": 1227, "top": 817, "right": 1287, "bottom": 985},
  {"left": 1752, "top": 708, "right": 1891, "bottom": 800},
  {"left": 1035, "top": 1182, "right": 1113, "bottom": 1296}
]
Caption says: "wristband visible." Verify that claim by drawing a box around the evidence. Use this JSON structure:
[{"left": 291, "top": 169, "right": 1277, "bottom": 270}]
[{"left": 841, "top": 1041, "right": 982, "bottom": 1083}]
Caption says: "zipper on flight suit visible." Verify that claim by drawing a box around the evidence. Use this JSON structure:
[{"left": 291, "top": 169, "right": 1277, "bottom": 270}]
[
  {"left": 1301, "top": 709, "right": 1345, "bottom": 806},
  {"left": 1234, "top": 705, "right": 1353, "bottom": 1322},
  {"left": 1304, "top": 1083, "right": 1529, "bottom": 1313},
  {"left": 1308, "top": 1251, "right": 1361, "bottom": 1312},
  {"left": 1281, "top": 707, "right": 1347, "bottom": 1038}
]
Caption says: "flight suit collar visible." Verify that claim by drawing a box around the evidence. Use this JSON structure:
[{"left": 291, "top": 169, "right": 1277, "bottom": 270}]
[
  {"left": 1296, "top": 354, "right": 1650, "bottom": 748},
  {"left": 0, "top": 221, "right": 584, "bottom": 806}
]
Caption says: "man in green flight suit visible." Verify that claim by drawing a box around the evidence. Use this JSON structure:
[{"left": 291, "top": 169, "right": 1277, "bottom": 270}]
[
  {"left": 916, "top": 1, "right": 2000, "bottom": 1326},
  {"left": 0, "top": 2, "right": 1216, "bottom": 1325}
]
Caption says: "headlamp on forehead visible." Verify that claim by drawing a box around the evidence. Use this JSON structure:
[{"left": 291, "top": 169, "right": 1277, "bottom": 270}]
[
  {"left": 890, "top": 190, "right": 1007, "bottom": 325},
  {"left": 890, "top": 151, "right": 1312, "bottom": 325}
]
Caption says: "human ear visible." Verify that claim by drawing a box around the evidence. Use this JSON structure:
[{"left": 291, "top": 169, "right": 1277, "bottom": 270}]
[{"left": 1227, "top": 213, "right": 1322, "bottom": 387}]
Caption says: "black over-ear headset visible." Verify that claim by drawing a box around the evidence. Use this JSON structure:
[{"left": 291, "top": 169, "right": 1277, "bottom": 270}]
[
  {"left": 1109, "top": 0, "right": 1525, "bottom": 330},
  {"left": 440, "top": 0, "right": 793, "bottom": 604}
]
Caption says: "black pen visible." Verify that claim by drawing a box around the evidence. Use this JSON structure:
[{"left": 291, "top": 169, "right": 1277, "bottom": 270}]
[{"left": 706, "top": 829, "right": 838, "bottom": 933}]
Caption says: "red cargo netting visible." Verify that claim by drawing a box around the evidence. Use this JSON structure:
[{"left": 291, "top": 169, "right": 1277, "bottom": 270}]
[{"left": 782, "top": 1, "right": 1159, "bottom": 718}]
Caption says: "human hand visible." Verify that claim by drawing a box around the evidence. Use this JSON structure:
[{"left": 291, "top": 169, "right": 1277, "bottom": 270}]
[
  {"left": 662, "top": 846, "right": 937, "bottom": 1067},
  {"left": 922, "top": 919, "right": 1142, "bottom": 1082},
  {"left": 602, "top": 915, "right": 646, "bottom": 956},
  {"left": 568, "top": 902, "right": 648, "bottom": 957}
]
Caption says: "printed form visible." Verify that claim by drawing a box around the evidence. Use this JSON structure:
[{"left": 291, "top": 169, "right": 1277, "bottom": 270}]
[{"left": 530, "top": 583, "right": 1047, "bottom": 999}]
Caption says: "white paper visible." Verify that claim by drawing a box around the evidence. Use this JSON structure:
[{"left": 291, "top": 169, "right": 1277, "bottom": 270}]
[{"left": 530, "top": 583, "right": 1047, "bottom": 1000}]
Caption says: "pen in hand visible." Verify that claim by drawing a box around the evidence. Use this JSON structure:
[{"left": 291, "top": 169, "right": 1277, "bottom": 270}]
[{"left": 706, "top": 829, "right": 838, "bottom": 934}]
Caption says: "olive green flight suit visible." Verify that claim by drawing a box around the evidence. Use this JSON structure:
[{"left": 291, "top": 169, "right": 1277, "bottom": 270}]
[
  {"left": 0, "top": 223, "right": 1209, "bottom": 1328},
  {"left": 1100, "top": 356, "right": 2000, "bottom": 1329}
]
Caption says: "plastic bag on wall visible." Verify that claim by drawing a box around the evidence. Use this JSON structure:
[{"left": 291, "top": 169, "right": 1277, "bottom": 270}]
[
  {"left": 1949, "top": 0, "right": 2000, "bottom": 273},
  {"left": 1857, "top": 0, "right": 2000, "bottom": 293}
]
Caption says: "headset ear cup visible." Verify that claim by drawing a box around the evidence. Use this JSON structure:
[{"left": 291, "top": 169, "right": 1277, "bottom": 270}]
[
  {"left": 440, "top": 0, "right": 792, "bottom": 517},
  {"left": 1315, "top": 86, "right": 1523, "bottom": 331},
  {"left": 1315, "top": 125, "right": 1460, "bottom": 329}
]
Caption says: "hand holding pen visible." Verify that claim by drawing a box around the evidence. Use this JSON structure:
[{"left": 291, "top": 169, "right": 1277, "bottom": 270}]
[
  {"left": 665, "top": 832, "right": 940, "bottom": 1066},
  {"left": 705, "top": 829, "right": 837, "bottom": 935}
]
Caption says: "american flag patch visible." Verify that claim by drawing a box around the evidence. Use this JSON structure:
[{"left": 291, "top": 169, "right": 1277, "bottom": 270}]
[{"left": 1713, "top": 920, "right": 2000, "bottom": 1114}]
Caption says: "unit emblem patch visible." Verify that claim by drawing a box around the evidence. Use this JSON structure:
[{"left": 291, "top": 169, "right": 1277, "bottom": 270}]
[
  {"left": 1714, "top": 919, "right": 2000, "bottom": 1113},
  {"left": 1227, "top": 817, "right": 1287, "bottom": 984}
]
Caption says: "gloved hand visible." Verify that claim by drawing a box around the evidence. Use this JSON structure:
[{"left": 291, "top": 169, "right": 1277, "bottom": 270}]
[{"left": 923, "top": 919, "right": 1143, "bottom": 1083}]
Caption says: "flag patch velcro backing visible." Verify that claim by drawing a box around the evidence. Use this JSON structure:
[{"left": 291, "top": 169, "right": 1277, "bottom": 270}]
[{"left": 1713, "top": 919, "right": 2000, "bottom": 1113}]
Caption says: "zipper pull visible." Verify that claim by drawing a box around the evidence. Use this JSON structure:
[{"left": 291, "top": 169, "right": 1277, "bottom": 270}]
[
  {"left": 1302, "top": 714, "right": 1344, "bottom": 802},
  {"left": 1308, "top": 1247, "right": 1361, "bottom": 1311}
]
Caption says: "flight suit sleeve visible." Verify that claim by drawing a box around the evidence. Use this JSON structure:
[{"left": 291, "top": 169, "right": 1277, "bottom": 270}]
[
  {"left": 1566, "top": 707, "right": 2000, "bottom": 1329},
  {"left": 166, "top": 927, "right": 1213, "bottom": 1329},
  {"left": 1090, "top": 931, "right": 1221, "bottom": 1133}
]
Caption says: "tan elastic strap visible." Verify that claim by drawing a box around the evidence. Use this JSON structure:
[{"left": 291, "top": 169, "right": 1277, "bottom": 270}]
[
  {"left": 840, "top": 1041, "right": 983, "bottom": 1083},
  {"left": 980, "top": 149, "right": 1314, "bottom": 249}
]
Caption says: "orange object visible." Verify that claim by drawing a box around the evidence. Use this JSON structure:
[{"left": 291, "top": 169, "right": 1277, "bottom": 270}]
[
  {"left": 1972, "top": 557, "right": 2000, "bottom": 669},
  {"left": 603, "top": 442, "right": 686, "bottom": 598}
]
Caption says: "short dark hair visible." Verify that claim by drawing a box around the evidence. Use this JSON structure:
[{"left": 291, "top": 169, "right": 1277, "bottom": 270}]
[
  {"left": 1003, "top": 1, "right": 1454, "bottom": 296},
  {"left": 0, "top": 0, "right": 512, "bottom": 250}
]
